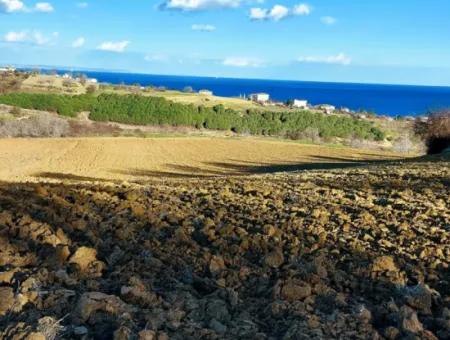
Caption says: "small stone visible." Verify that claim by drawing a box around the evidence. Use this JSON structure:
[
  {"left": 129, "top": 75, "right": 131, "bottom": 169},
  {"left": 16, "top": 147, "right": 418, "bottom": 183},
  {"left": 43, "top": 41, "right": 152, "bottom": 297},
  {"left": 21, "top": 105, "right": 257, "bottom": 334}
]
[
  {"left": 139, "top": 330, "right": 156, "bottom": 340},
  {"left": 69, "top": 247, "right": 98, "bottom": 272},
  {"left": 56, "top": 245, "right": 70, "bottom": 265},
  {"left": 209, "top": 318, "right": 228, "bottom": 334},
  {"left": 280, "top": 280, "right": 312, "bottom": 301},
  {"left": 114, "top": 326, "right": 132, "bottom": 340},
  {"left": 209, "top": 255, "right": 226, "bottom": 275},
  {"left": 205, "top": 299, "right": 230, "bottom": 323},
  {"left": 74, "top": 326, "right": 88, "bottom": 335},
  {"left": 399, "top": 305, "right": 423, "bottom": 334},
  {"left": 403, "top": 284, "right": 434, "bottom": 313},
  {"left": 0, "top": 268, "right": 19, "bottom": 284},
  {"left": 357, "top": 305, "right": 372, "bottom": 323},
  {"left": 264, "top": 248, "right": 284, "bottom": 268},
  {"left": 372, "top": 256, "right": 399, "bottom": 272},
  {"left": 75, "top": 292, "right": 131, "bottom": 323},
  {"left": 26, "top": 332, "right": 46, "bottom": 340},
  {"left": 384, "top": 326, "right": 400, "bottom": 340},
  {"left": 0, "top": 287, "right": 15, "bottom": 316}
]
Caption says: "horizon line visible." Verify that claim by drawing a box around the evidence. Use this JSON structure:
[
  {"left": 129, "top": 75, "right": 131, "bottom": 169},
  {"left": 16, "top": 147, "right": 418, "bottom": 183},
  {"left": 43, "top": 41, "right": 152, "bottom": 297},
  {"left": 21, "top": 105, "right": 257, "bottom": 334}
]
[{"left": 6, "top": 63, "right": 450, "bottom": 89}]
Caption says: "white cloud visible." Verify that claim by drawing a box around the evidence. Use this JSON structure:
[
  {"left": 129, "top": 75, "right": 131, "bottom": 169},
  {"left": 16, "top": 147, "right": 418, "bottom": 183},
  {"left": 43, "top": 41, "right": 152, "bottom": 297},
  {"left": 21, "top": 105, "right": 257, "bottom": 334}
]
[
  {"left": 3, "top": 30, "right": 58, "bottom": 45},
  {"left": 268, "top": 5, "right": 288, "bottom": 21},
  {"left": 4, "top": 31, "right": 27, "bottom": 42},
  {"left": 223, "top": 57, "right": 263, "bottom": 67},
  {"left": 250, "top": 3, "right": 310, "bottom": 21},
  {"left": 298, "top": 53, "right": 351, "bottom": 66},
  {"left": 161, "top": 0, "right": 241, "bottom": 11},
  {"left": 191, "top": 24, "right": 216, "bottom": 31},
  {"left": 72, "top": 37, "right": 85, "bottom": 48},
  {"left": 0, "top": 0, "right": 25, "bottom": 13},
  {"left": 321, "top": 16, "right": 336, "bottom": 25},
  {"left": 249, "top": 7, "right": 267, "bottom": 20},
  {"left": 34, "top": 2, "right": 53, "bottom": 12},
  {"left": 145, "top": 54, "right": 169, "bottom": 62},
  {"left": 97, "top": 41, "right": 129, "bottom": 53},
  {"left": 76, "top": 2, "right": 88, "bottom": 8},
  {"left": 292, "top": 3, "right": 311, "bottom": 16}
]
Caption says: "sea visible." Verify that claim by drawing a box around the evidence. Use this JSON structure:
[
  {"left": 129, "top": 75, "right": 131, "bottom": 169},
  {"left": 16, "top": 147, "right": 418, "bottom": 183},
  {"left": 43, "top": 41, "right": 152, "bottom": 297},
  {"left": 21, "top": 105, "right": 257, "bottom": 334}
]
[{"left": 35, "top": 69, "right": 450, "bottom": 117}]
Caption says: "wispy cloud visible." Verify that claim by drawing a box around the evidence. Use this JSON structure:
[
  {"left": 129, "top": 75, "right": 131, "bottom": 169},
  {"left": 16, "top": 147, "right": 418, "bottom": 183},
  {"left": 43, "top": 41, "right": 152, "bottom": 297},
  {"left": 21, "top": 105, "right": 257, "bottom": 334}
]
[
  {"left": 72, "top": 37, "right": 85, "bottom": 48},
  {"left": 250, "top": 3, "right": 311, "bottom": 21},
  {"left": 292, "top": 3, "right": 311, "bottom": 16},
  {"left": 145, "top": 54, "right": 169, "bottom": 62},
  {"left": 97, "top": 41, "right": 130, "bottom": 53},
  {"left": 191, "top": 24, "right": 216, "bottom": 32},
  {"left": 34, "top": 2, "right": 53, "bottom": 12},
  {"left": 321, "top": 16, "right": 336, "bottom": 25},
  {"left": 298, "top": 53, "right": 351, "bottom": 66},
  {"left": 76, "top": 2, "right": 88, "bottom": 8},
  {"left": 3, "top": 30, "right": 58, "bottom": 45},
  {"left": 223, "top": 57, "right": 263, "bottom": 67},
  {"left": 4, "top": 31, "right": 27, "bottom": 42},
  {"left": 160, "top": 0, "right": 241, "bottom": 11}
]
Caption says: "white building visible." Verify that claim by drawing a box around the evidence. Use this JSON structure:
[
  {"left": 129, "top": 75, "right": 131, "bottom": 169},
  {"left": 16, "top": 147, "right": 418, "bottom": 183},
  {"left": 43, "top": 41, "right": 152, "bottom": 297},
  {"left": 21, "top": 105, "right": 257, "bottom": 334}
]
[
  {"left": 292, "top": 99, "right": 308, "bottom": 109},
  {"left": 249, "top": 93, "right": 270, "bottom": 103},
  {"left": 0, "top": 66, "right": 16, "bottom": 73},
  {"left": 319, "top": 104, "right": 336, "bottom": 114},
  {"left": 199, "top": 89, "right": 213, "bottom": 96}
]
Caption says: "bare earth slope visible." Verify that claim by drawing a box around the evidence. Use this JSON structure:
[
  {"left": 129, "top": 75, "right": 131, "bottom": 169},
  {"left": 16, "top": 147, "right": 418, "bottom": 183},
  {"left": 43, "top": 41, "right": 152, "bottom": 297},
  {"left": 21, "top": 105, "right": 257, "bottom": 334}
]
[
  {"left": 0, "top": 138, "right": 448, "bottom": 339},
  {"left": 0, "top": 137, "right": 401, "bottom": 183},
  {"left": 0, "top": 159, "right": 448, "bottom": 339}
]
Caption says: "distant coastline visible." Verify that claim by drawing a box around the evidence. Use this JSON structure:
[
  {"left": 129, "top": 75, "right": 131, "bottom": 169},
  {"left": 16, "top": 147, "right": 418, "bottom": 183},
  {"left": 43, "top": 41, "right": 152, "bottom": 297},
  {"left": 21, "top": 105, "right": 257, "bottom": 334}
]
[{"left": 15, "top": 67, "right": 450, "bottom": 117}]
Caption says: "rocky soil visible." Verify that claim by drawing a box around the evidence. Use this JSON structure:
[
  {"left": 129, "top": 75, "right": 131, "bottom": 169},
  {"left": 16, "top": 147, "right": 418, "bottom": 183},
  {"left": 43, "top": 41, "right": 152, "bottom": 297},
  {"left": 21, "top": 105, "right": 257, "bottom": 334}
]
[{"left": 0, "top": 160, "right": 449, "bottom": 339}]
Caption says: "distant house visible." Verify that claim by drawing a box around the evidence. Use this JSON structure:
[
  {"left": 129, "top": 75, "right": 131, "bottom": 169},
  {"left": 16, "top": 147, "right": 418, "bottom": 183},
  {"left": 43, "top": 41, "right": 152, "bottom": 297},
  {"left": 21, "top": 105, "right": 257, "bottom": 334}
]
[
  {"left": 318, "top": 104, "right": 336, "bottom": 114},
  {"left": 88, "top": 78, "right": 98, "bottom": 84},
  {"left": 341, "top": 107, "right": 351, "bottom": 113},
  {"left": 292, "top": 99, "right": 308, "bottom": 109},
  {"left": 249, "top": 93, "right": 270, "bottom": 103},
  {"left": 0, "top": 66, "right": 15, "bottom": 73},
  {"left": 199, "top": 89, "right": 213, "bottom": 96},
  {"left": 62, "top": 73, "right": 72, "bottom": 79}
]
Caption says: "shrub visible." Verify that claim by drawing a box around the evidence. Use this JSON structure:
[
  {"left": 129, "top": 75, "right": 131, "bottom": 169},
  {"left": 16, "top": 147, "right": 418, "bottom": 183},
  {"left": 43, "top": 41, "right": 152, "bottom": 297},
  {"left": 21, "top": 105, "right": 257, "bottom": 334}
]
[
  {"left": 0, "top": 113, "right": 69, "bottom": 137},
  {"left": 415, "top": 110, "right": 450, "bottom": 154},
  {"left": 86, "top": 85, "right": 97, "bottom": 94},
  {"left": 9, "top": 106, "right": 22, "bottom": 116}
]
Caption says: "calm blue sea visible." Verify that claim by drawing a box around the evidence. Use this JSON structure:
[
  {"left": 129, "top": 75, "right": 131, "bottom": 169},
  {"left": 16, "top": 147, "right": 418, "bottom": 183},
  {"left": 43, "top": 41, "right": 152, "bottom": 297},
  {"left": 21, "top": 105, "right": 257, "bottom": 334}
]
[{"left": 40, "top": 69, "right": 450, "bottom": 116}]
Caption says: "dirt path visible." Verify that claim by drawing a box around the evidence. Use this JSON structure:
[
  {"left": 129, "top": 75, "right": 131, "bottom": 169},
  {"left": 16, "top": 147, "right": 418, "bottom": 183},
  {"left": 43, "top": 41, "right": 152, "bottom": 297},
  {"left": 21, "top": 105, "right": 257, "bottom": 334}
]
[{"left": 0, "top": 137, "right": 403, "bottom": 182}]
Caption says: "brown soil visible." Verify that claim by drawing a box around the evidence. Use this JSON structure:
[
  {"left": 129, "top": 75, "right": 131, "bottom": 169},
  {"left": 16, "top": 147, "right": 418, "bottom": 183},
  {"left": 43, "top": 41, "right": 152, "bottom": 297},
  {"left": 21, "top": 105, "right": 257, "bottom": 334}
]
[
  {"left": 0, "top": 137, "right": 403, "bottom": 183},
  {"left": 0, "top": 139, "right": 448, "bottom": 339}
]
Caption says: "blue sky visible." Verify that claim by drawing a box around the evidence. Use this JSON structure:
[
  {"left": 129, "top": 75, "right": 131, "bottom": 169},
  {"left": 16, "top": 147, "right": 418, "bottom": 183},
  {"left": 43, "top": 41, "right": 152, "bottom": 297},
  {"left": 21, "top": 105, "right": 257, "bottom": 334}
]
[{"left": 1, "top": 0, "right": 450, "bottom": 85}]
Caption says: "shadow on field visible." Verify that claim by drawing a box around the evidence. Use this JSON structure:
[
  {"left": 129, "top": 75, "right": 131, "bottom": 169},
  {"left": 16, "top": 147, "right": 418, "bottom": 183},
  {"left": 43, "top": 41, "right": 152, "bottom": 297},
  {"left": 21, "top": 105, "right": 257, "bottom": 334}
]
[
  {"left": 113, "top": 155, "right": 395, "bottom": 180},
  {"left": 33, "top": 172, "right": 114, "bottom": 183}
]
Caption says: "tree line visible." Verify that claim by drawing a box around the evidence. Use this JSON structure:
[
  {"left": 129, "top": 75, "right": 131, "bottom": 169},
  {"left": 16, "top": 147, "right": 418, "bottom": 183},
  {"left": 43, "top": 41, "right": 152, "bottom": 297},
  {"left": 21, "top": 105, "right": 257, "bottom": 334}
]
[{"left": 0, "top": 93, "right": 385, "bottom": 140}]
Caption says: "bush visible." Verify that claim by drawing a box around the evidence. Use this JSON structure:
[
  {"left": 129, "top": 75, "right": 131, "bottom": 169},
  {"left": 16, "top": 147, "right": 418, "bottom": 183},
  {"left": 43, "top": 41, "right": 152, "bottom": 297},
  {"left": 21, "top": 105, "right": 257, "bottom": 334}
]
[
  {"left": 0, "top": 113, "right": 69, "bottom": 137},
  {"left": 415, "top": 110, "right": 450, "bottom": 154},
  {"left": 86, "top": 85, "right": 97, "bottom": 94},
  {"left": 9, "top": 106, "right": 22, "bottom": 116}
]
